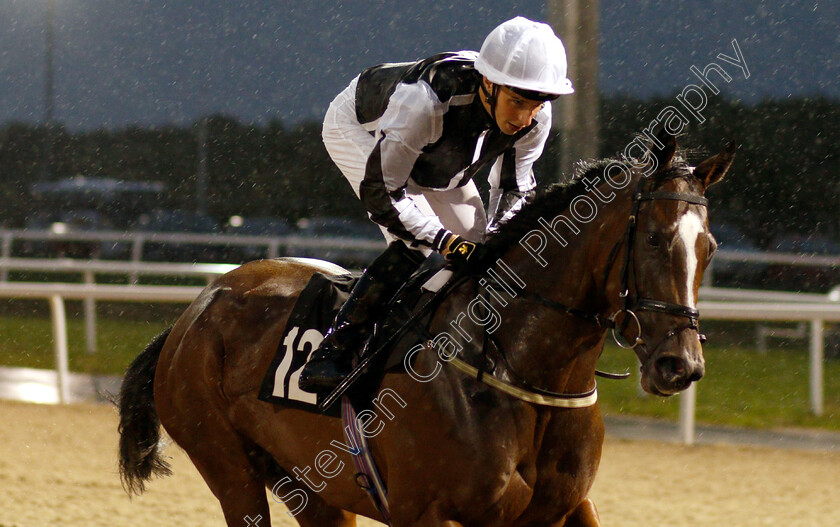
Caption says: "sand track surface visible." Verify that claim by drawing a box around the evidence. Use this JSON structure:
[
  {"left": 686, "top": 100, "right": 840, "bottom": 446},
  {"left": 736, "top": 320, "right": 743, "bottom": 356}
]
[{"left": 1, "top": 400, "right": 838, "bottom": 527}]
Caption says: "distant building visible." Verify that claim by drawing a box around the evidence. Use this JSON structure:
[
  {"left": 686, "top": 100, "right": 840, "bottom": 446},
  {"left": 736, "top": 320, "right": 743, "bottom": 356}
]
[{"left": 30, "top": 176, "right": 165, "bottom": 230}]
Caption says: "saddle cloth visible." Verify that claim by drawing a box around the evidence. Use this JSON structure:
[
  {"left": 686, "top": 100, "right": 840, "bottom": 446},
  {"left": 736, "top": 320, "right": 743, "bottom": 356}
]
[
  {"left": 257, "top": 271, "right": 356, "bottom": 412},
  {"left": 257, "top": 257, "right": 451, "bottom": 415}
]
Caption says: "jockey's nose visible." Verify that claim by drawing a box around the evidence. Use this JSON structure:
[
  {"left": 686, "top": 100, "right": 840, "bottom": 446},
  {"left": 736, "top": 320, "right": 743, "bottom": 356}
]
[
  {"left": 516, "top": 106, "right": 540, "bottom": 127},
  {"left": 511, "top": 114, "right": 529, "bottom": 129}
]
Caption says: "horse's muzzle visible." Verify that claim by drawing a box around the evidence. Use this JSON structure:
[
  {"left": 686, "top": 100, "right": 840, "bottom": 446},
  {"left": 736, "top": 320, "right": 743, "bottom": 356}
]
[{"left": 642, "top": 352, "right": 705, "bottom": 396}]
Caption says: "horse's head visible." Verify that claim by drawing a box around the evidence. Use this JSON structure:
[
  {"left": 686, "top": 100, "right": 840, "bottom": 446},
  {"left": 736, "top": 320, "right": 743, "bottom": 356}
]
[
  {"left": 483, "top": 134, "right": 734, "bottom": 399},
  {"left": 613, "top": 135, "right": 735, "bottom": 396}
]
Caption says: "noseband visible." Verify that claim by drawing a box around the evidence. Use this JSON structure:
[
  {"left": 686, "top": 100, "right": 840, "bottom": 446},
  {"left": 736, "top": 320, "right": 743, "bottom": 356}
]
[
  {"left": 504, "top": 170, "right": 708, "bottom": 356},
  {"left": 455, "top": 170, "right": 710, "bottom": 406},
  {"left": 610, "top": 170, "right": 708, "bottom": 356}
]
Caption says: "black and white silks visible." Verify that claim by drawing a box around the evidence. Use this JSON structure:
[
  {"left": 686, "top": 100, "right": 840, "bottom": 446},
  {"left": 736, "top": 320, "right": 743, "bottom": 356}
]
[{"left": 354, "top": 51, "right": 551, "bottom": 250}]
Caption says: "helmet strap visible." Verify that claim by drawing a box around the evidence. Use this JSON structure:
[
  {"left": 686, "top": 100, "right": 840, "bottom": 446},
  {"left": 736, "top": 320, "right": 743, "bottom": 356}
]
[{"left": 479, "top": 81, "right": 500, "bottom": 126}]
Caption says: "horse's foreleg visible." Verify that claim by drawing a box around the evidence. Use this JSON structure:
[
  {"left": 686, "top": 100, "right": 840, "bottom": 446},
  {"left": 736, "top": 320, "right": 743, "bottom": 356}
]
[
  {"left": 557, "top": 498, "right": 600, "bottom": 527},
  {"left": 284, "top": 489, "right": 357, "bottom": 527}
]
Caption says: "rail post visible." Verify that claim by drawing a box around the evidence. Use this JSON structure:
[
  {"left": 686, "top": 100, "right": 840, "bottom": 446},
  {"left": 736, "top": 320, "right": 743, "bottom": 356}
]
[
  {"left": 679, "top": 383, "right": 697, "bottom": 445},
  {"left": 83, "top": 270, "right": 97, "bottom": 354},
  {"left": 810, "top": 318, "right": 824, "bottom": 416},
  {"left": 130, "top": 236, "right": 144, "bottom": 283},
  {"left": 0, "top": 234, "right": 11, "bottom": 281},
  {"left": 48, "top": 294, "right": 70, "bottom": 404}
]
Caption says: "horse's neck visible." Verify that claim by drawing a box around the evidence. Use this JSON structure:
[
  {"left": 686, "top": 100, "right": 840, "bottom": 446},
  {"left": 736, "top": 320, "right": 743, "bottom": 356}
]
[{"left": 492, "top": 211, "right": 622, "bottom": 393}]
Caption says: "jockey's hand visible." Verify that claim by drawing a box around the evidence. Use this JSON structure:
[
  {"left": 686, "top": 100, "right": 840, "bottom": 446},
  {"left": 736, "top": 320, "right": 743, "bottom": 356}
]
[{"left": 442, "top": 234, "right": 490, "bottom": 271}]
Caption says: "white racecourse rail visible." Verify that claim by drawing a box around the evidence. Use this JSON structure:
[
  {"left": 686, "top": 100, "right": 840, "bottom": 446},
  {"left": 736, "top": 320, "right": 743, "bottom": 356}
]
[
  {"left": 0, "top": 228, "right": 383, "bottom": 277},
  {"left": 1, "top": 260, "right": 839, "bottom": 444}
]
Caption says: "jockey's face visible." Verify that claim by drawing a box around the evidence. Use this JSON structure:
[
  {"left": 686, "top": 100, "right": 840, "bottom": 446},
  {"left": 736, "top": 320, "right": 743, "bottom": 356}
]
[{"left": 480, "top": 78, "right": 545, "bottom": 135}]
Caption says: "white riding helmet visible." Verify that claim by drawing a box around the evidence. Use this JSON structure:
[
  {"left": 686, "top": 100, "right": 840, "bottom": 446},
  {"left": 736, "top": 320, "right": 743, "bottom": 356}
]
[{"left": 474, "top": 16, "right": 574, "bottom": 101}]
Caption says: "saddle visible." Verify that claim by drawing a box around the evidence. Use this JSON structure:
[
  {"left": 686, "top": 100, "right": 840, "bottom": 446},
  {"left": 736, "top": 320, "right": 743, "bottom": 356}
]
[{"left": 258, "top": 256, "right": 452, "bottom": 415}]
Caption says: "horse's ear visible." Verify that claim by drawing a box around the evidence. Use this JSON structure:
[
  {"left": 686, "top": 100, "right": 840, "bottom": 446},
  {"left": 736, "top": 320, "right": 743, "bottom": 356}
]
[
  {"left": 652, "top": 128, "right": 677, "bottom": 170},
  {"left": 694, "top": 141, "right": 737, "bottom": 188}
]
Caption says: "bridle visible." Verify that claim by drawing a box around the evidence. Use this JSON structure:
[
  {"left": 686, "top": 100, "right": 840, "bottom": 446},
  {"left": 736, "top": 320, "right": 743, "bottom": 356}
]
[
  {"left": 320, "top": 167, "right": 714, "bottom": 412},
  {"left": 609, "top": 169, "right": 708, "bottom": 357},
  {"left": 511, "top": 169, "right": 709, "bottom": 352},
  {"left": 467, "top": 168, "right": 710, "bottom": 405},
  {"left": 332, "top": 169, "right": 712, "bottom": 411}
]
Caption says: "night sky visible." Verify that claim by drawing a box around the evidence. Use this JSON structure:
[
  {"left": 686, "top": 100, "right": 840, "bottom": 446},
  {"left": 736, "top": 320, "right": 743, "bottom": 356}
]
[{"left": 1, "top": 1, "right": 836, "bottom": 130}]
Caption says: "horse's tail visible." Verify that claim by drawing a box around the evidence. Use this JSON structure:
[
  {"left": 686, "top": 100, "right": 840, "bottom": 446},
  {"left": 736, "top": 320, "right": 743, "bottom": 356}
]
[{"left": 117, "top": 326, "right": 174, "bottom": 495}]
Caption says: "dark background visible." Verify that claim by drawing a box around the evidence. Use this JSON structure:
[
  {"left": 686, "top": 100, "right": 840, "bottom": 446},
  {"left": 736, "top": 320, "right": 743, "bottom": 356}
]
[
  {"left": 1, "top": 1, "right": 836, "bottom": 129},
  {"left": 1, "top": 2, "right": 838, "bottom": 289}
]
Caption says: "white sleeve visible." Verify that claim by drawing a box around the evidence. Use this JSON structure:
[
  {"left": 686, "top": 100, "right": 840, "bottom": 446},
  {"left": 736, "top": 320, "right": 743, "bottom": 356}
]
[{"left": 361, "top": 80, "right": 452, "bottom": 250}]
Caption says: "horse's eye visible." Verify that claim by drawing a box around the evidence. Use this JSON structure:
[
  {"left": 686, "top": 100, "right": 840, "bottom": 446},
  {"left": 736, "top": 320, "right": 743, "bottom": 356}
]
[
  {"left": 646, "top": 232, "right": 660, "bottom": 247},
  {"left": 707, "top": 235, "right": 718, "bottom": 259}
]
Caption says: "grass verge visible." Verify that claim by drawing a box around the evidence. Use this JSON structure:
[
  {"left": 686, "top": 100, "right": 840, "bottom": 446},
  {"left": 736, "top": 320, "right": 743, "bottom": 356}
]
[
  {"left": 596, "top": 342, "right": 840, "bottom": 431},
  {"left": 0, "top": 312, "right": 837, "bottom": 432},
  {"left": 0, "top": 313, "right": 172, "bottom": 376}
]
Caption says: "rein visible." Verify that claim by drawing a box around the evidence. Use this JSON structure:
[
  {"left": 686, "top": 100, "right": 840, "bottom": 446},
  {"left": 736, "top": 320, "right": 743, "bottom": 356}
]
[
  {"left": 448, "top": 355, "right": 598, "bottom": 408},
  {"left": 522, "top": 172, "right": 709, "bottom": 352},
  {"left": 447, "top": 172, "right": 710, "bottom": 408},
  {"left": 321, "top": 173, "right": 711, "bottom": 412}
]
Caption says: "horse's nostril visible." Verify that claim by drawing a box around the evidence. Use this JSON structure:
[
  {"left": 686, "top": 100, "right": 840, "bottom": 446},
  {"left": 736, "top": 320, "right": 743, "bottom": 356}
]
[
  {"left": 655, "top": 356, "right": 686, "bottom": 383},
  {"left": 689, "top": 368, "right": 704, "bottom": 383}
]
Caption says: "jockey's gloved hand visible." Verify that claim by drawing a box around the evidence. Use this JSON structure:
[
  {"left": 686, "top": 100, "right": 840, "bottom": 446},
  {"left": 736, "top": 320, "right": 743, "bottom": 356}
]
[{"left": 442, "top": 234, "right": 491, "bottom": 272}]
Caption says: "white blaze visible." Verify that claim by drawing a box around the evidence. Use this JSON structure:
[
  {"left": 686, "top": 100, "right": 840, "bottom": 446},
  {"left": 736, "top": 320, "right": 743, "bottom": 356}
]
[{"left": 677, "top": 211, "right": 704, "bottom": 307}]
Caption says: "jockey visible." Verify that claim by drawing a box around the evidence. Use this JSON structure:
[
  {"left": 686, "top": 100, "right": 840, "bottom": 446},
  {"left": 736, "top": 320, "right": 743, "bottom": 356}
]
[{"left": 299, "top": 17, "right": 574, "bottom": 394}]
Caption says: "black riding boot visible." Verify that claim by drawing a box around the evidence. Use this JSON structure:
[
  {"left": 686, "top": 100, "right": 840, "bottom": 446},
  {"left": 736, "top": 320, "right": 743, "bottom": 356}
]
[{"left": 298, "top": 242, "right": 425, "bottom": 394}]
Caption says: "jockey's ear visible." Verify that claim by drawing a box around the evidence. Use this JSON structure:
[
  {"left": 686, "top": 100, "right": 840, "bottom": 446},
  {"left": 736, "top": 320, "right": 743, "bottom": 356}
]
[
  {"left": 480, "top": 77, "right": 497, "bottom": 106},
  {"left": 694, "top": 141, "right": 737, "bottom": 188}
]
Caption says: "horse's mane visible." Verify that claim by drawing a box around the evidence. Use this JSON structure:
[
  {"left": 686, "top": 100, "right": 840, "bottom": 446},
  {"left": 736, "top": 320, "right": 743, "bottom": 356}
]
[
  {"left": 485, "top": 151, "right": 690, "bottom": 254},
  {"left": 485, "top": 157, "right": 614, "bottom": 253}
]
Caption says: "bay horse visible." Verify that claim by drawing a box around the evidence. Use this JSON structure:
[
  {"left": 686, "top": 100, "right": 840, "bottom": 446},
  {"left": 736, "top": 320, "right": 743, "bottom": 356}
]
[{"left": 118, "top": 134, "right": 734, "bottom": 526}]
